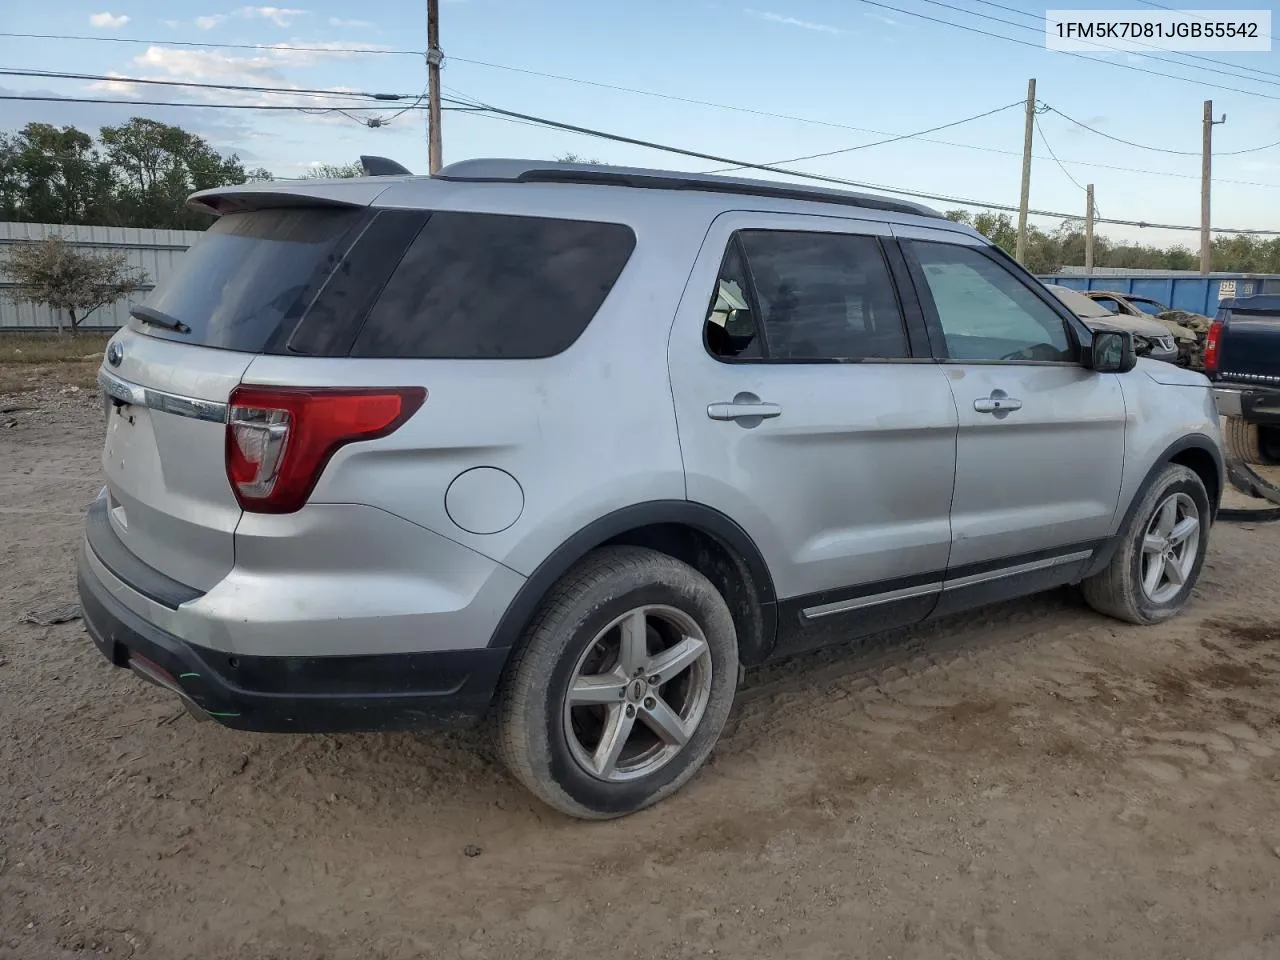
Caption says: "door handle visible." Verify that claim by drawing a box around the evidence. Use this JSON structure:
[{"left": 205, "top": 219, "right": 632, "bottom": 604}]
[
  {"left": 707, "top": 394, "right": 782, "bottom": 422},
  {"left": 973, "top": 390, "right": 1022, "bottom": 415}
]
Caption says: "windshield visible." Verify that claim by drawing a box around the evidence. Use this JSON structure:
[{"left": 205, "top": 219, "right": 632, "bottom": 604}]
[
  {"left": 138, "top": 207, "right": 363, "bottom": 351},
  {"left": 1130, "top": 298, "right": 1168, "bottom": 316}
]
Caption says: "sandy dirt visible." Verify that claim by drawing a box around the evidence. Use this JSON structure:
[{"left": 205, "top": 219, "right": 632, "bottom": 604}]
[{"left": 2, "top": 376, "right": 1279, "bottom": 960}]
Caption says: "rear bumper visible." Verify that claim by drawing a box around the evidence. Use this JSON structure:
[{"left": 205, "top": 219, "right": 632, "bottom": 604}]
[
  {"left": 77, "top": 546, "right": 510, "bottom": 732},
  {"left": 1213, "top": 384, "right": 1280, "bottom": 423}
]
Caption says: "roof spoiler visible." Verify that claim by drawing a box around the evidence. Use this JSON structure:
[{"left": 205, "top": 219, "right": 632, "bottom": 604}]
[{"left": 360, "top": 155, "right": 413, "bottom": 177}]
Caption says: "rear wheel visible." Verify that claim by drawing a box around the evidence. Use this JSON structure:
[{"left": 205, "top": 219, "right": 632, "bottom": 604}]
[
  {"left": 1081, "top": 464, "right": 1210, "bottom": 625},
  {"left": 498, "top": 546, "right": 738, "bottom": 819},
  {"left": 1224, "top": 416, "right": 1280, "bottom": 466}
]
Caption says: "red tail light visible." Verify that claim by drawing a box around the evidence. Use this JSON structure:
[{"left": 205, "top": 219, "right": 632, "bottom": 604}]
[
  {"left": 226, "top": 386, "right": 426, "bottom": 513},
  {"left": 1203, "top": 320, "right": 1223, "bottom": 372}
]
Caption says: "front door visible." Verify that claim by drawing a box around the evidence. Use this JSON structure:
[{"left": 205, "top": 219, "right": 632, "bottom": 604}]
[
  {"left": 896, "top": 231, "right": 1127, "bottom": 616},
  {"left": 667, "top": 212, "right": 959, "bottom": 656}
]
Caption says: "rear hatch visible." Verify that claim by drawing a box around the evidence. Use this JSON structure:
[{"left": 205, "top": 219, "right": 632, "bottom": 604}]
[
  {"left": 98, "top": 197, "right": 378, "bottom": 592},
  {"left": 1216, "top": 297, "right": 1280, "bottom": 385}
]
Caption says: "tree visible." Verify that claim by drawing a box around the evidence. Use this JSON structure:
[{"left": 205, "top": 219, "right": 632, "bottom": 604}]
[
  {"left": 2, "top": 236, "right": 148, "bottom": 334},
  {"left": 555, "top": 153, "right": 603, "bottom": 164},
  {"left": 0, "top": 123, "right": 115, "bottom": 225},
  {"left": 99, "top": 118, "right": 249, "bottom": 229},
  {"left": 303, "top": 161, "right": 365, "bottom": 179}
]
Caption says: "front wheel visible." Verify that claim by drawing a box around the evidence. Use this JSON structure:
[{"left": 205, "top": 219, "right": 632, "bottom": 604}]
[
  {"left": 1081, "top": 464, "right": 1211, "bottom": 624},
  {"left": 497, "top": 546, "right": 739, "bottom": 819}
]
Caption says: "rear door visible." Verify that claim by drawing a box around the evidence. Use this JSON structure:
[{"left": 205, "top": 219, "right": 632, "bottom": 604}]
[
  {"left": 895, "top": 229, "right": 1126, "bottom": 614},
  {"left": 98, "top": 204, "right": 371, "bottom": 591},
  {"left": 668, "top": 212, "right": 958, "bottom": 655}
]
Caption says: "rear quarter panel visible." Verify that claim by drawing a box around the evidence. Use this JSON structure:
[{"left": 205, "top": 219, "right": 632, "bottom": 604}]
[{"left": 241, "top": 186, "right": 718, "bottom": 577}]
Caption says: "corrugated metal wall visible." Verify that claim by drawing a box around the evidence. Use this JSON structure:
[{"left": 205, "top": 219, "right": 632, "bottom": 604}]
[{"left": 0, "top": 221, "right": 201, "bottom": 331}]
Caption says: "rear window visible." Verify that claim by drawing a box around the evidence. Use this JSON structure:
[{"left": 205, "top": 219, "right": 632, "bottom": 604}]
[
  {"left": 350, "top": 212, "right": 636, "bottom": 359},
  {"left": 139, "top": 207, "right": 363, "bottom": 351}
]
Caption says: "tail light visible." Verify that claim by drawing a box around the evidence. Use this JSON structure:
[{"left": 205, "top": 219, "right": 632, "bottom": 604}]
[
  {"left": 226, "top": 386, "right": 426, "bottom": 513},
  {"left": 1203, "top": 320, "right": 1223, "bottom": 372}
]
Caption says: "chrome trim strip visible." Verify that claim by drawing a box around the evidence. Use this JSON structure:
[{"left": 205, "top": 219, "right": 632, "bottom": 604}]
[
  {"left": 942, "top": 550, "right": 1094, "bottom": 592},
  {"left": 1218, "top": 371, "right": 1280, "bottom": 385},
  {"left": 802, "top": 581, "right": 943, "bottom": 620},
  {"left": 801, "top": 548, "right": 1097, "bottom": 620},
  {"left": 98, "top": 368, "right": 228, "bottom": 424}
]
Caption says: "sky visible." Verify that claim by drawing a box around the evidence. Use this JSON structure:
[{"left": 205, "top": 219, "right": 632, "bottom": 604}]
[{"left": 1, "top": 0, "right": 1279, "bottom": 247}]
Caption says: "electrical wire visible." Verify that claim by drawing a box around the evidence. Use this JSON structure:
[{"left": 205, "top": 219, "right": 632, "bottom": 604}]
[
  {"left": 706, "top": 100, "right": 1024, "bottom": 173},
  {"left": 0, "top": 93, "right": 447, "bottom": 112},
  {"left": 1047, "top": 105, "right": 1280, "bottom": 156},
  {"left": 450, "top": 96, "right": 1280, "bottom": 234},
  {"left": 0, "top": 67, "right": 416, "bottom": 102},
  {"left": 944, "top": 0, "right": 1280, "bottom": 88},
  {"left": 0, "top": 31, "right": 422, "bottom": 56},
  {"left": 1034, "top": 113, "right": 1088, "bottom": 193},
  {"left": 843, "top": 0, "right": 1280, "bottom": 101},
  {"left": 6, "top": 31, "right": 1280, "bottom": 182}
]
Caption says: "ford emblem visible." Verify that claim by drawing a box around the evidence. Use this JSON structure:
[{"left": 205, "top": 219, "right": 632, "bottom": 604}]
[{"left": 106, "top": 341, "right": 123, "bottom": 367}]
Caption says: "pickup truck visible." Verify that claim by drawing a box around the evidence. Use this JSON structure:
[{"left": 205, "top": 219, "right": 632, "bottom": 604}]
[{"left": 1206, "top": 294, "right": 1280, "bottom": 469}]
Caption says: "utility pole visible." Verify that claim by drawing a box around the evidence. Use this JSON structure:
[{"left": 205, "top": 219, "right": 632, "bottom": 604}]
[
  {"left": 1085, "top": 183, "right": 1095, "bottom": 276},
  {"left": 1200, "top": 100, "right": 1225, "bottom": 275},
  {"left": 1015, "top": 78, "right": 1036, "bottom": 265},
  {"left": 427, "top": 0, "right": 443, "bottom": 174}
]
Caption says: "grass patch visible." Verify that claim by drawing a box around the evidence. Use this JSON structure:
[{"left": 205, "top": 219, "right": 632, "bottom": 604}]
[{"left": 0, "top": 331, "right": 112, "bottom": 364}]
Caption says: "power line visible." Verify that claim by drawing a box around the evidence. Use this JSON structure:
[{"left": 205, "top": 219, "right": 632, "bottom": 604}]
[
  {"left": 0, "top": 94, "right": 448, "bottom": 112},
  {"left": 0, "top": 67, "right": 418, "bottom": 102},
  {"left": 1047, "top": 105, "right": 1280, "bottom": 156},
  {"left": 706, "top": 100, "right": 1024, "bottom": 173},
  {"left": 450, "top": 95, "right": 1280, "bottom": 234},
  {"left": 961, "top": 0, "right": 1280, "bottom": 87},
  {"left": 0, "top": 31, "right": 421, "bottom": 56},
  {"left": 1034, "top": 113, "right": 1088, "bottom": 193},
  {"left": 844, "top": 0, "right": 1280, "bottom": 101},
  {"left": 5, "top": 30, "right": 1280, "bottom": 181}
]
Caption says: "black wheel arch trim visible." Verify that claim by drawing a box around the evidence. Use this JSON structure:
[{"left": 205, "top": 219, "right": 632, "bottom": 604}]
[
  {"left": 1082, "top": 433, "right": 1222, "bottom": 579},
  {"left": 487, "top": 500, "right": 778, "bottom": 652}
]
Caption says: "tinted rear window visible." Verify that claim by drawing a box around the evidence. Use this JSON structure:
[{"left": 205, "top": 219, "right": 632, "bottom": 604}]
[
  {"left": 350, "top": 212, "right": 636, "bottom": 359},
  {"left": 139, "top": 207, "right": 362, "bottom": 351}
]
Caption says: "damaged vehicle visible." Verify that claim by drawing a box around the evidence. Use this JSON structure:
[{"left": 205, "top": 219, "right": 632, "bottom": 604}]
[
  {"left": 1043, "top": 284, "right": 1178, "bottom": 364},
  {"left": 1079, "top": 290, "right": 1208, "bottom": 368}
]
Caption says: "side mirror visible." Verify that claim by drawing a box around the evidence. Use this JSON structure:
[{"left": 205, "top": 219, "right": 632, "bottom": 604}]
[{"left": 1089, "top": 329, "right": 1137, "bottom": 373}]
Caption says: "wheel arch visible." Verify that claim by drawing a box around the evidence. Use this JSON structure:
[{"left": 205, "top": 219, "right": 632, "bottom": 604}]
[
  {"left": 1083, "top": 433, "right": 1222, "bottom": 579},
  {"left": 488, "top": 501, "right": 778, "bottom": 666}
]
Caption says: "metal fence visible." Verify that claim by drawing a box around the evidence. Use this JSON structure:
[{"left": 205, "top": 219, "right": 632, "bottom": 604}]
[{"left": 0, "top": 221, "right": 201, "bottom": 331}]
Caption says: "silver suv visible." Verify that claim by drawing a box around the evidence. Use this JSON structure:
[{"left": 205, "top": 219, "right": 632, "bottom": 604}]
[{"left": 79, "top": 159, "right": 1223, "bottom": 819}]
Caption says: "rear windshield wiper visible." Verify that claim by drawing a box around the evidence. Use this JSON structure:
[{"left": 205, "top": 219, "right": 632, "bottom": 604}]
[{"left": 130, "top": 304, "right": 191, "bottom": 335}]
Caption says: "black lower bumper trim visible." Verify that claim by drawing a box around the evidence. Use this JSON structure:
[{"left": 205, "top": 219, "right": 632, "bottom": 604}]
[{"left": 77, "top": 548, "right": 509, "bottom": 733}]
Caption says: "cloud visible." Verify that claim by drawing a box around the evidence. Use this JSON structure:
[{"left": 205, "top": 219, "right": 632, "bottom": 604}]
[
  {"left": 863, "top": 11, "right": 897, "bottom": 25},
  {"left": 238, "top": 6, "right": 308, "bottom": 26},
  {"left": 195, "top": 14, "right": 228, "bottom": 28},
  {"left": 329, "top": 17, "right": 373, "bottom": 27},
  {"left": 89, "top": 12, "right": 130, "bottom": 29},
  {"left": 746, "top": 8, "right": 845, "bottom": 34}
]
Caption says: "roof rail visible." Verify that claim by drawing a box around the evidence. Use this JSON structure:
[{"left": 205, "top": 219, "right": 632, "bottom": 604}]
[
  {"left": 434, "top": 158, "right": 943, "bottom": 219},
  {"left": 360, "top": 155, "right": 413, "bottom": 177}
]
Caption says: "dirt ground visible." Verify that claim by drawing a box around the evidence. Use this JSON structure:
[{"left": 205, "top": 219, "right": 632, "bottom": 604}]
[{"left": 2, "top": 362, "right": 1279, "bottom": 960}]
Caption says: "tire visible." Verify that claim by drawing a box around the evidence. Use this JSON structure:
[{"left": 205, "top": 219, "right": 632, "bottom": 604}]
[
  {"left": 1223, "top": 416, "right": 1280, "bottom": 466},
  {"left": 1081, "top": 464, "right": 1211, "bottom": 625},
  {"left": 497, "top": 546, "right": 739, "bottom": 819}
]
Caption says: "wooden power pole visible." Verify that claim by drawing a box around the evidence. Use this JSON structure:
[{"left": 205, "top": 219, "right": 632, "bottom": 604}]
[
  {"left": 427, "top": 0, "right": 443, "bottom": 174},
  {"left": 1015, "top": 78, "right": 1036, "bottom": 265},
  {"left": 1085, "top": 183, "right": 1095, "bottom": 276},
  {"left": 1200, "top": 99, "right": 1224, "bottom": 276}
]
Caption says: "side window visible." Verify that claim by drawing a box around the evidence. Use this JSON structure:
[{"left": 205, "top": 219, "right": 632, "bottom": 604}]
[
  {"left": 1090, "top": 296, "right": 1122, "bottom": 313},
  {"left": 735, "top": 230, "right": 908, "bottom": 360},
  {"left": 908, "top": 241, "right": 1073, "bottom": 363},
  {"left": 705, "top": 241, "right": 763, "bottom": 359},
  {"left": 351, "top": 212, "right": 636, "bottom": 359}
]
